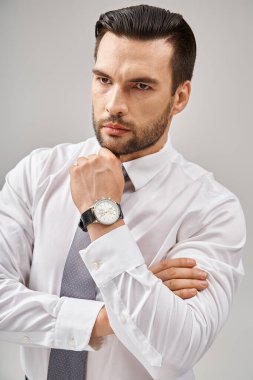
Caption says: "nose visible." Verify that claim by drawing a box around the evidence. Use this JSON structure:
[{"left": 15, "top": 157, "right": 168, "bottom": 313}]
[{"left": 105, "top": 86, "right": 128, "bottom": 117}]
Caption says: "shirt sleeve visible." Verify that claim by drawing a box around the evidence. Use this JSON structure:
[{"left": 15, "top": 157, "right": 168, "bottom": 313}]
[
  {"left": 0, "top": 152, "right": 104, "bottom": 351},
  {"left": 80, "top": 196, "right": 246, "bottom": 379}
]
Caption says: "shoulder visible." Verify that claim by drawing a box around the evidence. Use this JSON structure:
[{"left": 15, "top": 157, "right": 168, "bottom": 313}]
[
  {"left": 170, "top": 146, "right": 237, "bottom": 203},
  {"left": 14, "top": 137, "right": 97, "bottom": 173},
  {"left": 4, "top": 137, "right": 99, "bottom": 190},
  {"left": 29, "top": 137, "right": 99, "bottom": 170},
  {"left": 170, "top": 147, "right": 246, "bottom": 245}
]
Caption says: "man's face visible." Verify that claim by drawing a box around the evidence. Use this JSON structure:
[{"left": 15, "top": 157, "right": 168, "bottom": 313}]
[{"left": 92, "top": 32, "right": 175, "bottom": 160}]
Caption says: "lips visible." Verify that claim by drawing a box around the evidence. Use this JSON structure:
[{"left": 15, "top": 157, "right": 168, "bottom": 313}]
[{"left": 102, "top": 123, "right": 130, "bottom": 136}]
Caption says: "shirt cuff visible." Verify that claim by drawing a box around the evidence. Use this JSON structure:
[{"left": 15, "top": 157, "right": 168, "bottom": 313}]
[
  {"left": 54, "top": 297, "right": 104, "bottom": 351},
  {"left": 80, "top": 225, "right": 145, "bottom": 287}
]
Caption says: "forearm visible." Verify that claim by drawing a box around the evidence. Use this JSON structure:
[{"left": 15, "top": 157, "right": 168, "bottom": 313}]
[
  {"left": 0, "top": 275, "right": 104, "bottom": 350},
  {"left": 81, "top": 224, "right": 244, "bottom": 377}
]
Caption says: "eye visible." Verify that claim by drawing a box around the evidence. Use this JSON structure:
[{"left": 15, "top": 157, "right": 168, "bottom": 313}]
[
  {"left": 135, "top": 83, "right": 151, "bottom": 91},
  {"left": 98, "top": 77, "right": 111, "bottom": 85}
]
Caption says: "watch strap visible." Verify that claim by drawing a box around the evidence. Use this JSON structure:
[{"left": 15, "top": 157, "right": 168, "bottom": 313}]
[
  {"left": 79, "top": 208, "right": 96, "bottom": 232},
  {"left": 118, "top": 204, "right": 124, "bottom": 219}
]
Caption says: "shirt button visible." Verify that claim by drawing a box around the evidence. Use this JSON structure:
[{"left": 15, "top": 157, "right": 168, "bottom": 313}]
[
  {"left": 120, "top": 310, "right": 128, "bottom": 324},
  {"left": 23, "top": 335, "right": 30, "bottom": 343},
  {"left": 69, "top": 337, "right": 76, "bottom": 349},
  {"left": 92, "top": 261, "right": 101, "bottom": 271}
]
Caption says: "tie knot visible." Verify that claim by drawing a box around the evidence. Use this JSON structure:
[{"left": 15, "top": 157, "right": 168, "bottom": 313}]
[
  {"left": 122, "top": 165, "right": 134, "bottom": 192},
  {"left": 122, "top": 165, "right": 128, "bottom": 180}
]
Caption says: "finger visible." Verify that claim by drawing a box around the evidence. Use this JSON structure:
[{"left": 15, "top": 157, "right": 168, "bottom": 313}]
[
  {"left": 154, "top": 267, "right": 207, "bottom": 282},
  {"left": 150, "top": 258, "right": 196, "bottom": 274},
  {"left": 86, "top": 154, "right": 99, "bottom": 160},
  {"left": 75, "top": 156, "right": 88, "bottom": 166},
  {"left": 77, "top": 154, "right": 100, "bottom": 164},
  {"left": 98, "top": 147, "right": 117, "bottom": 159},
  {"left": 173, "top": 288, "right": 198, "bottom": 300},
  {"left": 98, "top": 147, "right": 123, "bottom": 163},
  {"left": 163, "top": 279, "right": 208, "bottom": 291}
]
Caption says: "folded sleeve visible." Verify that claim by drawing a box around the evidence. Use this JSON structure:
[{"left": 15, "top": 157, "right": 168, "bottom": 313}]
[{"left": 80, "top": 196, "right": 246, "bottom": 379}]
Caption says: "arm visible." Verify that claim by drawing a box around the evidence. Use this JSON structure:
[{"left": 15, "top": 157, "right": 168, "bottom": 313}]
[
  {"left": 70, "top": 148, "right": 246, "bottom": 378},
  {"left": 83, "top": 211, "right": 245, "bottom": 378},
  {"left": 0, "top": 149, "right": 205, "bottom": 353},
  {"left": 0, "top": 150, "right": 104, "bottom": 350},
  {"left": 90, "top": 256, "right": 208, "bottom": 339}
]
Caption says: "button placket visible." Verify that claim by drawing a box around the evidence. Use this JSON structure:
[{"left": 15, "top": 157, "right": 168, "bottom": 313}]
[
  {"left": 120, "top": 310, "right": 129, "bottom": 324},
  {"left": 69, "top": 337, "right": 76, "bottom": 349},
  {"left": 23, "top": 335, "right": 31, "bottom": 343}
]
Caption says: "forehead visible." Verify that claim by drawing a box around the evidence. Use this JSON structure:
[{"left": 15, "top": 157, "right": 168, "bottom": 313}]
[{"left": 95, "top": 32, "right": 173, "bottom": 81}]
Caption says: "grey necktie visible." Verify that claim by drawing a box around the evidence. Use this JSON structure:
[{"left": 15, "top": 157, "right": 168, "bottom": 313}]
[
  {"left": 47, "top": 226, "right": 96, "bottom": 380},
  {"left": 47, "top": 167, "right": 130, "bottom": 380}
]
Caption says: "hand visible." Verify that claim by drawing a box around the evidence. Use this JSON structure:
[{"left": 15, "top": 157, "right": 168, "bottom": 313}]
[
  {"left": 90, "top": 306, "right": 114, "bottom": 340},
  {"left": 89, "top": 336, "right": 104, "bottom": 351},
  {"left": 69, "top": 148, "right": 124, "bottom": 214},
  {"left": 150, "top": 258, "right": 208, "bottom": 299}
]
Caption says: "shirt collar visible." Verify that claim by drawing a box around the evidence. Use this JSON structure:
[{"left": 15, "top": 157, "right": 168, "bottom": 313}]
[
  {"left": 122, "top": 137, "right": 173, "bottom": 191},
  {"left": 92, "top": 136, "right": 173, "bottom": 191}
]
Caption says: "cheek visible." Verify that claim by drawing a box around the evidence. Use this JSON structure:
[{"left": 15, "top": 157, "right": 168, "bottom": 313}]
[
  {"left": 144, "top": 95, "right": 171, "bottom": 117},
  {"left": 131, "top": 97, "right": 157, "bottom": 121},
  {"left": 92, "top": 88, "right": 106, "bottom": 112},
  {"left": 133, "top": 91, "right": 164, "bottom": 111}
]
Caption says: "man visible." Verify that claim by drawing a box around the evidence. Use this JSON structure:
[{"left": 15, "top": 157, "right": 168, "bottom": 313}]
[{"left": 0, "top": 4, "right": 245, "bottom": 380}]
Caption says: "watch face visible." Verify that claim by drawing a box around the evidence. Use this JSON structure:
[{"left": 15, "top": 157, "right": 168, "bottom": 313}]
[{"left": 93, "top": 199, "right": 120, "bottom": 225}]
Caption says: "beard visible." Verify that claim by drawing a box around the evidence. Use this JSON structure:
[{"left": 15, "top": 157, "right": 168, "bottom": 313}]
[{"left": 92, "top": 100, "right": 172, "bottom": 156}]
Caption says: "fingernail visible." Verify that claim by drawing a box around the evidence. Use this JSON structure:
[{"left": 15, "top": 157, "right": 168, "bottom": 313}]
[
  {"left": 201, "top": 272, "right": 208, "bottom": 279},
  {"left": 187, "top": 258, "right": 196, "bottom": 265},
  {"left": 200, "top": 281, "right": 208, "bottom": 287}
]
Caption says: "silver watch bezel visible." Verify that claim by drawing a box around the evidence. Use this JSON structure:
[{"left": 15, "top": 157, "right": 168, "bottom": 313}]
[{"left": 93, "top": 198, "right": 121, "bottom": 225}]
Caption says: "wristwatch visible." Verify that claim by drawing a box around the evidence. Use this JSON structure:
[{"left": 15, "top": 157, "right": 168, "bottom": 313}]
[{"left": 79, "top": 198, "right": 124, "bottom": 232}]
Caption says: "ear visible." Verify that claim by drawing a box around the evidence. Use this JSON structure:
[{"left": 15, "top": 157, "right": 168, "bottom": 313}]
[{"left": 171, "top": 81, "right": 191, "bottom": 116}]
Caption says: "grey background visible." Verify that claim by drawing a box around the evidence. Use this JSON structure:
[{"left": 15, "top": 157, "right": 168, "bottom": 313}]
[{"left": 0, "top": 0, "right": 252, "bottom": 379}]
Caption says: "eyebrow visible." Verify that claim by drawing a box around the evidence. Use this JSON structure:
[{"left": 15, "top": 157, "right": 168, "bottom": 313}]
[{"left": 92, "top": 68, "right": 159, "bottom": 85}]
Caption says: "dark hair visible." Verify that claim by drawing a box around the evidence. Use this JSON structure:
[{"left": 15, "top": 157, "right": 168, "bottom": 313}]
[{"left": 95, "top": 4, "right": 196, "bottom": 95}]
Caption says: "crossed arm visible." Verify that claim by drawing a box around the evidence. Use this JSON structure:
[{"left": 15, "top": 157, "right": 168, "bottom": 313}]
[
  {"left": 69, "top": 146, "right": 244, "bottom": 376},
  {"left": 69, "top": 147, "right": 208, "bottom": 344},
  {"left": 90, "top": 257, "right": 208, "bottom": 346},
  {"left": 0, "top": 142, "right": 244, "bottom": 380}
]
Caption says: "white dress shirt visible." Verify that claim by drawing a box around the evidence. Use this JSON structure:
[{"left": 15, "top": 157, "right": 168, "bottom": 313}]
[{"left": 0, "top": 136, "right": 246, "bottom": 380}]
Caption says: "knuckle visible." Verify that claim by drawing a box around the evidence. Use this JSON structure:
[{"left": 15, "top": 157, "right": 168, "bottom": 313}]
[
  {"left": 168, "top": 279, "right": 175, "bottom": 289},
  {"left": 177, "top": 289, "right": 189, "bottom": 299},
  {"left": 71, "top": 165, "right": 79, "bottom": 174},
  {"left": 177, "top": 289, "right": 184, "bottom": 298},
  {"left": 77, "top": 157, "right": 85, "bottom": 165},
  {"left": 107, "top": 154, "right": 115, "bottom": 163},
  {"left": 184, "top": 289, "right": 194, "bottom": 299},
  {"left": 167, "top": 267, "right": 176, "bottom": 279},
  {"left": 95, "top": 154, "right": 103, "bottom": 163},
  {"left": 179, "top": 258, "right": 190, "bottom": 267},
  {"left": 181, "top": 258, "right": 189, "bottom": 266},
  {"left": 188, "top": 280, "right": 195, "bottom": 288}
]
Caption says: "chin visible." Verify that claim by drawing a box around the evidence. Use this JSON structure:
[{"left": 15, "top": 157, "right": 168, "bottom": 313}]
[{"left": 98, "top": 134, "right": 126, "bottom": 153}]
